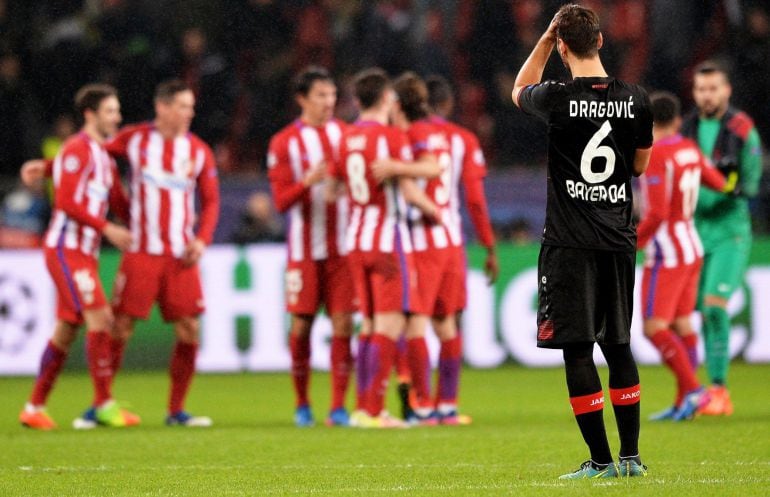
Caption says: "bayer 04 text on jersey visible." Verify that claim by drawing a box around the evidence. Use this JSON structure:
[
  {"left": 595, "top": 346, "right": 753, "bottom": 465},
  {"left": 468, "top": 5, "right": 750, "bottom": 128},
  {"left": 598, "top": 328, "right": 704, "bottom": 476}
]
[{"left": 565, "top": 179, "right": 628, "bottom": 203}]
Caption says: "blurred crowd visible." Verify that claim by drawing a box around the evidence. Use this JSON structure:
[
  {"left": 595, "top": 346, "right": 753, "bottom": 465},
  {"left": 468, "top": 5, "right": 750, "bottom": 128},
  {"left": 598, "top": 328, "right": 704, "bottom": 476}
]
[{"left": 0, "top": 0, "right": 768, "bottom": 245}]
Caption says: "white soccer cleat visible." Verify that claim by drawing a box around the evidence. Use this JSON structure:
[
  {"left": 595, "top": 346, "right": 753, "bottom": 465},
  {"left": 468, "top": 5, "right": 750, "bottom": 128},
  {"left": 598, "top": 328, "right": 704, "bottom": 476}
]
[{"left": 166, "top": 411, "right": 213, "bottom": 427}]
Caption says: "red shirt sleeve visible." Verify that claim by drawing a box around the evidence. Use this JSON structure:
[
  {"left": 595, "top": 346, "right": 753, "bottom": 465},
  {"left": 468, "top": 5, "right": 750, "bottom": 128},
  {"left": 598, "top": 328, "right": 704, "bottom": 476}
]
[
  {"left": 329, "top": 133, "right": 344, "bottom": 180},
  {"left": 105, "top": 125, "right": 139, "bottom": 159},
  {"left": 195, "top": 144, "right": 220, "bottom": 245},
  {"left": 636, "top": 148, "right": 670, "bottom": 249},
  {"left": 54, "top": 142, "right": 107, "bottom": 231},
  {"left": 460, "top": 132, "right": 494, "bottom": 248},
  {"left": 407, "top": 125, "right": 433, "bottom": 160},
  {"left": 107, "top": 162, "right": 130, "bottom": 224},
  {"left": 699, "top": 154, "right": 726, "bottom": 191},
  {"left": 267, "top": 133, "right": 307, "bottom": 213},
  {"left": 390, "top": 128, "right": 414, "bottom": 162}
]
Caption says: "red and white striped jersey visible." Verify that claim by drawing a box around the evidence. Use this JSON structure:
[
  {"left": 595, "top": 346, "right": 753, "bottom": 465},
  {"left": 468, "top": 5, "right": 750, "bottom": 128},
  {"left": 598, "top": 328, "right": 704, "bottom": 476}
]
[
  {"left": 430, "top": 117, "right": 495, "bottom": 249},
  {"left": 267, "top": 118, "right": 348, "bottom": 262},
  {"left": 45, "top": 132, "right": 129, "bottom": 257},
  {"left": 332, "top": 120, "right": 414, "bottom": 254},
  {"left": 406, "top": 120, "right": 454, "bottom": 252},
  {"left": 638, "top": 134, "right": 725, "bottom": 268},
  {"left": 106, "top": 123, "right": 220, "bottom": 258}
]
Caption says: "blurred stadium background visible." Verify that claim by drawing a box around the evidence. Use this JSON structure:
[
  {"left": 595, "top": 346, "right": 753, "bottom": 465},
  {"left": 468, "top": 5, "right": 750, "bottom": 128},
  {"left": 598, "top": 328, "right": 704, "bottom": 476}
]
[
  {"left": 1, "top": 0, "right": 770, "bottom": 242},
  {"left": 0, "top": 0, "right": 769, "bottom": 373}
]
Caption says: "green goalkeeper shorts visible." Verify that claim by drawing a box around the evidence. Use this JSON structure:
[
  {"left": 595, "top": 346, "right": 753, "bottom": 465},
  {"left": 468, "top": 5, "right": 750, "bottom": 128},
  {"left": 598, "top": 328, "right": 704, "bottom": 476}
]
[{"left": 697, "top": 234, "right": 751, "bottom": 306}]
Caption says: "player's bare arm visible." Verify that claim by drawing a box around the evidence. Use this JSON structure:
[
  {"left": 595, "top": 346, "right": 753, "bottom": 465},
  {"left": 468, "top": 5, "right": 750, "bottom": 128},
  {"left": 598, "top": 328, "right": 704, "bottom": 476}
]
[
  {"left": 20, "top": 159, "right": 49, "bottom": 187},
  {"left": 371, "top": 155, "right": 441, "bottom": 182},
  {"left": 633, "top": 147, "right": 652, "bottom": 176},
  {"left": 399, "top": 177, "right": 439, "bottom": 223},
  {"left": 102, "top": 222, "right": 133, "bottom": 251},
  {"left": 512, "top": 15, "right": 558, "bottom": 107}
]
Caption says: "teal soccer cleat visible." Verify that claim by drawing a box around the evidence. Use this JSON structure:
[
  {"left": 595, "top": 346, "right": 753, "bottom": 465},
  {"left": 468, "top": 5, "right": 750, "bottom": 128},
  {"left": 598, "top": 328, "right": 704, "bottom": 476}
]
[
  {"left": 618, "top": 457, "right": 648, "bottom": 477},
  {"left": 559, "top": 460, "right": 619, "bottom": 479}
]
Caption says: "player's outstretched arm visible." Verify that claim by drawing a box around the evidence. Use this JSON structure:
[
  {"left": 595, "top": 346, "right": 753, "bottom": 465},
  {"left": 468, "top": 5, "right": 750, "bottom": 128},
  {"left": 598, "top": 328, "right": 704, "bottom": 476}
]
[
  {"left": 700, "top": 160, "right": 728, "bottom": 193},
  {"left": 102, "top": 222, "right": 133, "bottom": 252},
  {"left": 399, "top": 177, "right": 439, "bottom": 223},
  {"left": 372, "top": 155, "right": 440, "bottom": 182},
  {"left": 512, "top": 14, "right": 558, "bottom": 107},
  {"left": 20, "top": 159, "right": 53, "bottom": 187}
]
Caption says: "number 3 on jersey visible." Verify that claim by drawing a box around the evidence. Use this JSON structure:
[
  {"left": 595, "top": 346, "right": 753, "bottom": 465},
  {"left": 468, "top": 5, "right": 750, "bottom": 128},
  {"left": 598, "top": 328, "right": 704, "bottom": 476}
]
[
  {"left": 433, "top": 152, "right": 452, "bottom": 205},
  {"left": 581, "top": 120, "right": 616, "bottom": 184},
  {"left": 346, "top": 152, "right": 370, "bottom": 204}
]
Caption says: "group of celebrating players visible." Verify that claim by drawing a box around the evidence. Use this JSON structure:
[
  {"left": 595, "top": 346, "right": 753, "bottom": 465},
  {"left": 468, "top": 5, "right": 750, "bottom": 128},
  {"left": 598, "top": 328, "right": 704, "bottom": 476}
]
[
  {"left": 16, "top": 64, "right": 500, "bottom": 432},
  {"left": 15, "top": 1, "right": 763, "bottom": 481},
  {"left": 266, "top": 67, "right": 498, "bottom": 428},
  {"left": 19, "top": 80, "right": 219, "bottom": 430}
]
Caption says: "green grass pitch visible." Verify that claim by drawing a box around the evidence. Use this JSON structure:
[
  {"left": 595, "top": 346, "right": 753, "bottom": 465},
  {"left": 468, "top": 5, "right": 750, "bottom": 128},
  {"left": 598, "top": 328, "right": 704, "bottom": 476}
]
[{"left": 1, "top": 363, "right": 768, "bottom": 496}]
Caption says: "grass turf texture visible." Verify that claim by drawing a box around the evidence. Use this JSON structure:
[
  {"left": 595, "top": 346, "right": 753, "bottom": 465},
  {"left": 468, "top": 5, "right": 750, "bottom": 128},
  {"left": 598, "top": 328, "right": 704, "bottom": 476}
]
[{"left": 1, "top": 364, "right": 768, "bottom": 496}]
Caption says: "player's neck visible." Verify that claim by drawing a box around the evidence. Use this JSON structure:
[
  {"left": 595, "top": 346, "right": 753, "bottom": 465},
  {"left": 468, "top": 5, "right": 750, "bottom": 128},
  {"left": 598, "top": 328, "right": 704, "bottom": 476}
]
[
  {"left": 653, "top": 127, "right": 678, "bottom": 143},
  {"left": 82, "top": 124, "right": 105, "bottom": 144},
  {"left": 299, "top": 113, "right": 327, "bottom": 128},
  {"left": 358, "top": 109, "right": 388, "bottom": 125},
  {"left": 568, "top": 57, "right": 608, "bottom": 79},
  {"left": 153, "top": 120, "right": 184, "bottom": 139}
]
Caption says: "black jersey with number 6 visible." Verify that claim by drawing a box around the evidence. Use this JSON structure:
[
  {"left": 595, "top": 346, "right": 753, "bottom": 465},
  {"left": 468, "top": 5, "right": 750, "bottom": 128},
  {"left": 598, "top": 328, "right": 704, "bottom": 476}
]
[{"left": 518, "top": 77, "right": 652, "bottom": 252}]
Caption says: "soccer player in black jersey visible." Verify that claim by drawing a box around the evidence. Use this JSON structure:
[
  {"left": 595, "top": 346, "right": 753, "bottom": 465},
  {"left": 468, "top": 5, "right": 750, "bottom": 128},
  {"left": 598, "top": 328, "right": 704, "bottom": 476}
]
[{"left": 512, "top": 4, "right": 652, "bottom": 479}]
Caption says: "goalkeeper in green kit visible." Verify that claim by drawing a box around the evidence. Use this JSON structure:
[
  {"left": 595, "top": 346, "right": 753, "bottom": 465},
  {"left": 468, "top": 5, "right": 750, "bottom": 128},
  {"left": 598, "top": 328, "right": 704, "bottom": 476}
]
[{"left": 681, "top": 61, "right": 763, "bottom": 416}]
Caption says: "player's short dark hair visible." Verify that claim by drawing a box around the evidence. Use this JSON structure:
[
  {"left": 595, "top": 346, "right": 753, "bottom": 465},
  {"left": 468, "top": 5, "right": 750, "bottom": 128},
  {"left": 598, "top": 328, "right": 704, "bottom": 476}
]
[
  {"left": 649, "top": 91, "right": 681, "bottom": 125},
  {"left": 694, "top": 60, "right": 731, "bottom": 83},
  {"left": 74, "top": 83, "right": 118, "bottom": 117},
  {"left": 555, "top": 4, "right": 601, "bottom": 58},
  {"left": 292, "top": 66, "right": 334, "bottom": 97},
  {"left": 393, "top": 72, "right": 429, "bottom": 122},
  {"left": 155, "top": 79, "right": 192, "bottom": 103},
  {"left": 426, "top": 75, "right": 453, "bottom": 111},
  {"left": 353, "top": 67, "right": 390, "bottom": 110}
]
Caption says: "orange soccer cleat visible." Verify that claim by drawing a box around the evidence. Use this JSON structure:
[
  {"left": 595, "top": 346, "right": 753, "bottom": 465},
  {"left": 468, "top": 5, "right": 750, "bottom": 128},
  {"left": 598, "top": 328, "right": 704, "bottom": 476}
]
[
  {"left": 121, "top": 408, "right": 142, "bottom": 427},
  {"left": 19, "top": 406, "right": 57, "bottom": 431},
  {"left": 698, "top": 385, "right": 734, "bottom": 416}
]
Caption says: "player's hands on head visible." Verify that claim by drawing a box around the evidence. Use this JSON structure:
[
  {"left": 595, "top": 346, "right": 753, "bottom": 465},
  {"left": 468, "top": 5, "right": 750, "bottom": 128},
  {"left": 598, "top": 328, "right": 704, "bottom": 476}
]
[
  {"left": 103, "top": 222, "right": 133, "bottom": 251},
  {"left": 303, "top": 161, "right": 327, "bottom": 187},
  {"left": 544, "top": 12, "right": 560, "bottom": 43},
  {"left": 182, "top": 238, "right": 206, "bottom": 266},
  {"left": 484, "top": 247, "right": 500, "bottom": 286},
  {"left": 20, "top": 160, "right": 48, "bottom": 188}
]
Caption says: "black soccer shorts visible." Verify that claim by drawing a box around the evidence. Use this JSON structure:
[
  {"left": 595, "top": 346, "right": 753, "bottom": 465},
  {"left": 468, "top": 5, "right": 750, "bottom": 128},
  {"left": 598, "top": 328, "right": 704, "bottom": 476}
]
[{"left": 536, "top": 245, "right": 635, "bottom": 349}]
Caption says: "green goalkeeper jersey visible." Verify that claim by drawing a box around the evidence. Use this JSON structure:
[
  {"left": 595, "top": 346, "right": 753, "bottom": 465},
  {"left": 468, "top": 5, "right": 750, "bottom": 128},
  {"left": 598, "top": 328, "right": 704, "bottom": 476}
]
[{"left": 695, "top": 117, "right": 763, "bottom": 246}]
